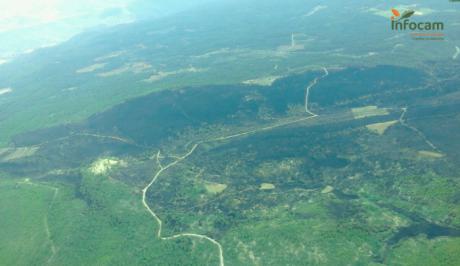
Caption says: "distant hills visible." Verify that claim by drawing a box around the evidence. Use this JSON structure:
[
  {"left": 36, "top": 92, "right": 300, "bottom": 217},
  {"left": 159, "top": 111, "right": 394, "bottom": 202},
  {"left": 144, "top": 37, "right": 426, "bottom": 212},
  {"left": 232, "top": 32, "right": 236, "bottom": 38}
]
[{"left": 0, "top": 0, "right": 458, "bottom": 147}]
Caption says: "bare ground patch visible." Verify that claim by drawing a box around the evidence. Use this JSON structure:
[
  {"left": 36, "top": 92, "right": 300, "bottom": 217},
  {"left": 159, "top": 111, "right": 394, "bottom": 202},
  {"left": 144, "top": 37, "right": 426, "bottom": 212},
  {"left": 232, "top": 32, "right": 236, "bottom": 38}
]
[
  {"left": 366, "top": 120, "right": 398, "bottom": 135},
  {"left": 352, "top": 106, "right": 389, "bottom": 119}
]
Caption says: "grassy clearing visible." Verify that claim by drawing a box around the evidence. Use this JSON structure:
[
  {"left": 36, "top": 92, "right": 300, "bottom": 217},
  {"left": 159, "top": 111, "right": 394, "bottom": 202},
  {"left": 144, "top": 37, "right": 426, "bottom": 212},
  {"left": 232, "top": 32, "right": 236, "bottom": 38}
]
[
  {"left": 0, "top": 147, "right": 39, "bottom": 162},
  {"left": 76, "top": 63, "right": 106, "bottom": 74},
  {"left": 242, "top": 76, "right": 282, "bottom": 86},
  {"left": 205, "top": 182, "right": 228, "bottom": 194},
  {"left": 321, "top": 186, "right": 334, "bottom": 194},
  {"left": 418, "top": 150, "right": 445, "bottom": 159},
  {"left": 259, "top": 183, "right": 276, "bottom": 190},
  {"left": 366, "top": 120, "right": 398, "bottom": 135},
  {"left": 97, "top": 62, "right": 152, "bottom": 78},
  {"left": 352, "top": 106, "right": 389, "bottom": 119}
]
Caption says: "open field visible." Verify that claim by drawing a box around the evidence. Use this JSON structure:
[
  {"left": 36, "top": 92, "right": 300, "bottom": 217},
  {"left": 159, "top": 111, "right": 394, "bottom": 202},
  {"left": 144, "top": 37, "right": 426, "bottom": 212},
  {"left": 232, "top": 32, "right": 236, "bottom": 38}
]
[
  {"left": 0, "top": 179, "right": 56, "bottom": 265},
  {"left": 366, "top": 120, "right": 398, "bottom": 135}
]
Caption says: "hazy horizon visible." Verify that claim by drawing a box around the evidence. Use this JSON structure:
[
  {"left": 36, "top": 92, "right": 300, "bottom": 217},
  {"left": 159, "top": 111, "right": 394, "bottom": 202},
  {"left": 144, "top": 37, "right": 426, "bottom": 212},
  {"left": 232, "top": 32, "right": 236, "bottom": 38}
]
[{"left": 0, "top": 0, "right": 216, "bottom": 60}]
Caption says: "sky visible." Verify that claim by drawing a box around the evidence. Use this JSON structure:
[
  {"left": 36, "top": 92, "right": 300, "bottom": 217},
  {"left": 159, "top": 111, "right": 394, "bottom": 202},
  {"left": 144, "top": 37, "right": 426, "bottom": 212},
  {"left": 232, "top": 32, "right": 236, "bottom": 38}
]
[
  {"left": 0, "top": 0, "right": 214, "bottom": 60},
  {"left": 0, "top": 0, "right": 136, "bottom": 33}
]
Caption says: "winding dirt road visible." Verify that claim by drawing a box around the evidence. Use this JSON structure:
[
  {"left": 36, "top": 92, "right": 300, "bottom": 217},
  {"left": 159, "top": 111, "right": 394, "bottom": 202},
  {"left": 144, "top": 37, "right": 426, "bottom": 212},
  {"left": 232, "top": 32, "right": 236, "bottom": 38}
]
[
  {"left": 142, "top": 68, "right": 329, "bottom": 266},
  {"left": 399, "top": 107, "right": 441, "bottom": 152},
  {"left": 305, "top": 67, "right": 329, "bottom": 115}
]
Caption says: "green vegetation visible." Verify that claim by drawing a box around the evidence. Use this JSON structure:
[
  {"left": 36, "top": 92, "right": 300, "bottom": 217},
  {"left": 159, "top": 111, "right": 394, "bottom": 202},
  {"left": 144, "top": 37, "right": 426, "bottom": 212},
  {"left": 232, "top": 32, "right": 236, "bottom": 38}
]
[
  {"left": 1, "top": 0, "right": 459, "bottom": 147},
  {"left": 387, "top": 237, "right": 460, "bottom": 266},
  {"left": 0, "top": 173, "right": 220, "bottom": 265},
  {"left": 0, "top": 179, "right": 56, "bottom": 265},
  {"left": 1, "top": 64, "right": 460, "bottom": 264}
]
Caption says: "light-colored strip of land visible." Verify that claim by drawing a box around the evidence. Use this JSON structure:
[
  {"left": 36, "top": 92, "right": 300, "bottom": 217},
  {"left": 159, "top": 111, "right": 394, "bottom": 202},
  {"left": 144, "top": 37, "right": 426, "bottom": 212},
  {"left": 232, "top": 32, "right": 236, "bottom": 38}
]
[
  {"left": 75, "top": 133, "right": 137, "bottom": 145},
  {"left": 76, "top": 63, "right": 106, "bottom": 74},
  {"left": 0, "top": 87, "right": 12, "bottom": 96},
  {"left": 399, "top": 107, "right": 441, "bottom": 153},
  {"left": 304, "top": 5, "right": 328, "bottom": 17},
  {"left": 305, "top": 67, "right": 329, "bottom": 115},
  {"left": 453, "top": 46, "right": 460, "bottom": 60},
  {"left": 36, "top": 133, "right": 144, "bottom": 149}
]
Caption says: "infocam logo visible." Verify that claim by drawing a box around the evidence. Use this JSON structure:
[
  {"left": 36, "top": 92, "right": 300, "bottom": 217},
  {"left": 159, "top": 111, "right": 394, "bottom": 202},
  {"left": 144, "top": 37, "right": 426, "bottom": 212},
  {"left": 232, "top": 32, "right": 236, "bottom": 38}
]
[
  {"left": 391, "top": 8, "right": 443, "bottom": 31},
  {"left": 390, "top": 8, "right": 444, "bottom": 40}
]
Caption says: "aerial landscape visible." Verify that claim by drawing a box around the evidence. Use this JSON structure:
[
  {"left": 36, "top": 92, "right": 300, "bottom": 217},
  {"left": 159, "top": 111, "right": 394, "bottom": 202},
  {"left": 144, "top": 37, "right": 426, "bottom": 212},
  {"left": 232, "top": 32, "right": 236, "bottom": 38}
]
[{"left": 1, "top": 0, "right": 460, "bottom": 265}]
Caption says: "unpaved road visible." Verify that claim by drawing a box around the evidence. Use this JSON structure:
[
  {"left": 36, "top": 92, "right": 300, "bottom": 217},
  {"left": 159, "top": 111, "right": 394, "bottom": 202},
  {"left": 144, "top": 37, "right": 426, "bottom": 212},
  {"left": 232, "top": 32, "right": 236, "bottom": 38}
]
[{"left": 141, "top": 68, "right": 329, "bottom": 266}]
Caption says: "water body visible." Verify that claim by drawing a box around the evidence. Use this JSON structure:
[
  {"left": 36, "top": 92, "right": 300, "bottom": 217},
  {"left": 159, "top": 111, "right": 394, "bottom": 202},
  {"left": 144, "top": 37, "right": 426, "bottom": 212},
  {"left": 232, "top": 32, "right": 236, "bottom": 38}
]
[
  {"left": 388, "top": 223, "right": 460, "bottom": 246},
  {"left": 378, "top": 203, "right": 460, "bottom": 247}
]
